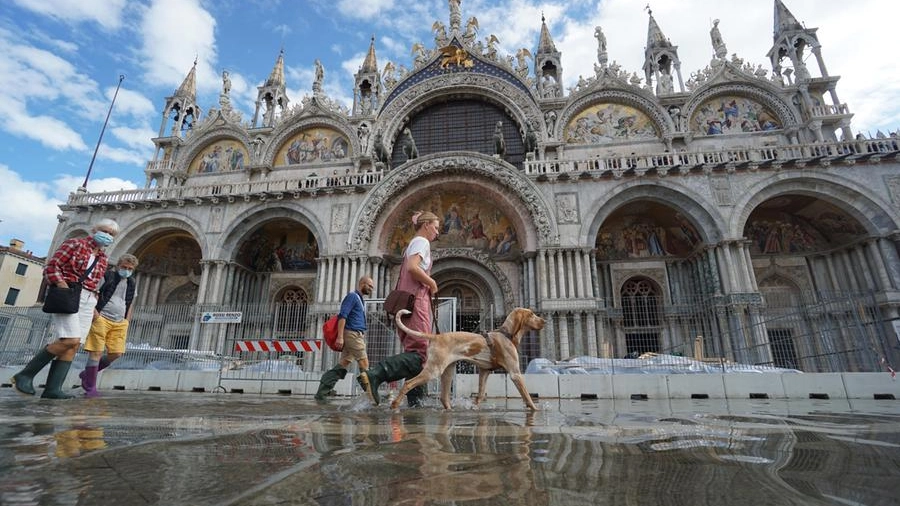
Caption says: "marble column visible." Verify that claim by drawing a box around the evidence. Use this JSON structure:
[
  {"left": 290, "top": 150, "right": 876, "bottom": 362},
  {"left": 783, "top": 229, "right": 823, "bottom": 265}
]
[
  {"left": 557, "top": 312, "right": 570, "bottom": 359},
  {"left": 852, "top": 246, "right": 876, "bottom": 291},
  {"left": 565, "top": 251, "right": 576, "bottom": 299},
  {"left": 548, "top": 250, "right": 558, "bottom": 299},
  {"left": 542, "top": 313, "right": 557, "bottom": 360},
  {"left": 586, "top": 312, "right": 598, "bottom": 356},
  {"left": 575, "top": 250, "right": 586, "bottom": 298},
  {"left": 866, "top": 240, "right": 892, "bottom": 291},
  {"left": 537, "top": 250, "right": 548, "bottom": 300}
]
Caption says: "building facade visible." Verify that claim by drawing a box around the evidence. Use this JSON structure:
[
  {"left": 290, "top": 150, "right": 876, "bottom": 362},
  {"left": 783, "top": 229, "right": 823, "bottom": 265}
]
[
  {"left": 0, "top": 239, "right": 45, "bottom": 307},
  {"left": 55, "top": 1, "right": 900, "bottom": 371}
]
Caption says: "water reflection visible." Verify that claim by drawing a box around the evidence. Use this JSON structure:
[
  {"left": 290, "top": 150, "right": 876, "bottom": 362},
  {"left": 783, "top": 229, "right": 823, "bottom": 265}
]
[{"left": 0, "top": 393, "right": 898, "bottom": 505}]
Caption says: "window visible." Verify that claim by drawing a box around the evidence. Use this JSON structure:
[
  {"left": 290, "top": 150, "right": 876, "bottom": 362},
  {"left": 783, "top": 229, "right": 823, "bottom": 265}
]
[
  {"left": 621, "top": 278, "right": 662, "bottom": 356},
  {"left": 15, "top": 263, "right": 27, "bottom": 275},
  {"left": 768, "top": 328, "right": 799, "bottom": 370},
  {"left": 4, "top": 288, "right": 20, "bottom": 306}
]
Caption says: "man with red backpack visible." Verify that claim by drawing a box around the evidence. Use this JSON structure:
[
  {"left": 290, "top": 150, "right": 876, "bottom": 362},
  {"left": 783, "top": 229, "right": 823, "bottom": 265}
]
[{"left": 314, "top": 276, "right": 374, "bottom": 402}]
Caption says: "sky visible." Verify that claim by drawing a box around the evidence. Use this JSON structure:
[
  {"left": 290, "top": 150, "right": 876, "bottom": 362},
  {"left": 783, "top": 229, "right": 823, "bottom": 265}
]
[{"left": 1, "top": 0, "right": 898, "bottom": 257}]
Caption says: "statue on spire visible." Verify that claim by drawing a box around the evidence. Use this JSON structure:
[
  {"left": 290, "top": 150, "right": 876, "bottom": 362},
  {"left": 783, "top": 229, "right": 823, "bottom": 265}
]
[
  {"left": 710, "top": 19, "right": 727, "bottom": 59},
  {"left": 313, "top": 59, "right": 324, "bottom": 94},
  {"left": 449, "top": 0, "right": 461, "bottom": 32},
  {"left": 595, "top": 26, "right": 608, "bottom": 68}
]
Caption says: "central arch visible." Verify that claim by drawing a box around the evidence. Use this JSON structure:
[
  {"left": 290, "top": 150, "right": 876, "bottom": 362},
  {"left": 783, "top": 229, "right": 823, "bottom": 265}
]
[{"left": 350, "top": 152, "right": 559, "bottom": 254}]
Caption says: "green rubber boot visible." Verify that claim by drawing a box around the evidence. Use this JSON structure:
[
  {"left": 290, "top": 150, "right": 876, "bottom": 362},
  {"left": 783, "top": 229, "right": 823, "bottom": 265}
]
[
  {"left": 40, "top": 360, "right": 75, "bottom": 399},
  {"left": 314, "top": 365, "right": 347, "bottom": 401},
  {"left": 357, "top": 352, "right": 423, "bottom": 406},
  {"left": 11, "top": 347, "right": 55, "bottom": 396}
]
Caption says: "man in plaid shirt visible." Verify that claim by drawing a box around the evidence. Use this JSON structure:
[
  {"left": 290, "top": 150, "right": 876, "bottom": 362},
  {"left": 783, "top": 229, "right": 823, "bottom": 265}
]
[{"left": 12, "top": 218, "right": 118, "bottom": 399}]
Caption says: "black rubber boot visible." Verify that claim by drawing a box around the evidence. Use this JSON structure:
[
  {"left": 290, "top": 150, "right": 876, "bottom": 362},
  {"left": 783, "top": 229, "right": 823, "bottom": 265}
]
[
  {"left": 357, "top": 352, "right": 423, "bottom": 405},
  {"left": 405, "top": 384, "right": 428, "bottom": 408},
  {"left": 40, "top": 360, "right": 75, "bottom": 399},
  {"left": 314, "top": 365, "right": 347, "bottom": 401},
  {"left": 11, "top": 347, "right": 55, "bottom": 396}
]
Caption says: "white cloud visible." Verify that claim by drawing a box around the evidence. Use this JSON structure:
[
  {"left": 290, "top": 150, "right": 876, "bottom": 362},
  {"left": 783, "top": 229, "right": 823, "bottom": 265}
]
[
  {"left": 336, "top": 0, "right": 395, "bottom": 20},
  {"left": 0, "top": 101, "right": 87, "bottom": 150},
  {"left": 138, "top": 0, "right": 218, "bottom": 93},
  {"left": 12, "top": 0, "right": 128, "bottom": 30},
  {"left": 99, "top": 135, "right": 153, "bottom": 165},
  {"left": 111, "top": 87, "right": 156, "bottom": 119},
  {"left": 0, "top": 164, "right": 67, "bottom": 256}
]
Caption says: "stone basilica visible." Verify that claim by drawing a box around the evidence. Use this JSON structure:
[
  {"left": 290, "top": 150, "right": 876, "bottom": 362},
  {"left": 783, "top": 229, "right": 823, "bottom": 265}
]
[{"left": 57, "top": 1, "right": 900, "bottom": 371}]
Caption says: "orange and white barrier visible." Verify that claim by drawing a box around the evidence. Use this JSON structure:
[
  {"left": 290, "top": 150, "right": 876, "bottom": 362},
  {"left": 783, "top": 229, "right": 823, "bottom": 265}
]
[{"left": 234, "top": 340, "right": 322, "bottom": 353}]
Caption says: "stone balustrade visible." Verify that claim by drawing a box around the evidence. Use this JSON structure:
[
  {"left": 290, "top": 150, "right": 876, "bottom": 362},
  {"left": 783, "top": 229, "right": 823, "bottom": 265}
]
[
  {"left": 523, "top": 138, "right": 898, "bottom": 177},
  {"left": 69, "top": 138, "right": 898, "bottom": 208}
]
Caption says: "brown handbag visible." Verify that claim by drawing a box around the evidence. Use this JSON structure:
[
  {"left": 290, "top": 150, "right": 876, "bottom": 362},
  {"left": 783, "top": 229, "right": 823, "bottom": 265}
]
[
  {"left": 384, "top": 289, "right": 415, "bottom": 317},
  {"left": 384, "top": 255, "right": 415, "bottom": 317}
]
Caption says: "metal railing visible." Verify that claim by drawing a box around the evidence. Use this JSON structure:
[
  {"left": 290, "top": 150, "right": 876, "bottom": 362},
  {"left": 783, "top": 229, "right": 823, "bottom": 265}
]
[{"left": 0, "top": 291, "right": 895, "bottom": 379}]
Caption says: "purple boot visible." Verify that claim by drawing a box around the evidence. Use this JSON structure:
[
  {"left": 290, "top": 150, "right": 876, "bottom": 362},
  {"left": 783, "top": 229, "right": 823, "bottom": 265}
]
[{"left": 80, "top": 366, "right": 100, "bottom": 398}]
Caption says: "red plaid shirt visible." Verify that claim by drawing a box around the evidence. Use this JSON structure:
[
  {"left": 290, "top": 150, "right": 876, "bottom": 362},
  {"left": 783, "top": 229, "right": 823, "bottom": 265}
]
[{"left": 43, "top": 237, "right": 108, "bottom": 292}]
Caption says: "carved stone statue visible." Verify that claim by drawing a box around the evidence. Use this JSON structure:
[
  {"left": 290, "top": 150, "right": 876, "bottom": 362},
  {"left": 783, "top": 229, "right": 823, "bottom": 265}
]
[
  {"left": 523, "top": 122, "right": 538, "bottom": 158},
  {"left": 493, "top": 121, "right": 506, "bottom": 157},
  {"left": 594, "top": 26, "right": 608, "bottom": 66},
  {"left": 411, "top": 43, "right": 428, "bottom": 68},
  {"left": 657, "top": 70, "right": 674, "bottom": 95},
  {"left": 400, "top": 128, "right": 418, "bottom": 162},
  {"left": 544, "top": 110, "right": 557, "bottom": 138},
  {"left": 710, "top": 19, "right": 727, "bottom": 59},
  {"left": 449, "top": 0, "right": 461, "bottom": 32},
  {"left": 667, "top": 105, "right": 683, "bottom": 131},
  {"left": 433, "top": 21, "right": 448, "bottom": 47},
  {"left": 485, "top": 34, "right": 499, "bottom": 60},
  {"left": 357, "top": 123, "right": 370, "bottom": 153},
  {"left": 515, "top": 48, "right": 532, "bottom": 78},
  {"left": 313, "top": 59, "right": 324, "bottom": 93},
  {"left": 373, "top": 131, "right": 390, "bottom": 168},
  {"left": 222, "top": 70, "right": 231, "bottom": 95},
  {"left": 463, "top": 16, "right": 478, "bottom": 45},
  {"left": 382, "top": 61, "right": 397, "bottom": 89}
]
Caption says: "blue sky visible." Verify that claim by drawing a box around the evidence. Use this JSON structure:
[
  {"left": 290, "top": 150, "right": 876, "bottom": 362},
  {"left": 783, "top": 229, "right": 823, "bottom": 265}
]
[{"left": 1, "top": 0, "right": 897, "bottom": 257}]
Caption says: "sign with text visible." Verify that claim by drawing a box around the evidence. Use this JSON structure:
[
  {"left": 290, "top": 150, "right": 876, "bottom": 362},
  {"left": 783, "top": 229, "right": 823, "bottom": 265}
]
[{"left": 200, "top": 312, "right": 243, "bottom": 324}]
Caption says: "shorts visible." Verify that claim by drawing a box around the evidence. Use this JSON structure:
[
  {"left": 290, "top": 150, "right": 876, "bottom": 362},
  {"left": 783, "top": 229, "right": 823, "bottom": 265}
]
[
  {"left": 51, "top": 290, "right": 97, "bottom": 342},
  {"left": 340, "top": 329, "right": 367, "bottom": 363},
  {"left": 84, "top": 314, "right": 129, "bottom": 354}
]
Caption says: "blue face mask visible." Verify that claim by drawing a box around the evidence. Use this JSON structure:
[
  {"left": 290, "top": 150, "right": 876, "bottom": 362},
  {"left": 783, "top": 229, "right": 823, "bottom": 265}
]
[
  {"left": 93, "top": 231, "right": 114, "bottom": 247},
  {"left": 118, "top": 269, "right": 133, "bottom": 278}
]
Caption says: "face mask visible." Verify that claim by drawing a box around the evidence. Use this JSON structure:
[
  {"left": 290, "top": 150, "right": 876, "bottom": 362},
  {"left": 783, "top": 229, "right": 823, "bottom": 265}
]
[
  {"left": 93, "top": 231, "right": 114, "bottom": 247},
  {"left": 118, "top": 269, "right": 133, "bottom": 278}
]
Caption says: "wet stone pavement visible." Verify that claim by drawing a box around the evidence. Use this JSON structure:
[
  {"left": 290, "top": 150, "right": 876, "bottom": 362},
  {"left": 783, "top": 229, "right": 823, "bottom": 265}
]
[{"left": 1, "top": 388, "right": 899, "bottom": 505}]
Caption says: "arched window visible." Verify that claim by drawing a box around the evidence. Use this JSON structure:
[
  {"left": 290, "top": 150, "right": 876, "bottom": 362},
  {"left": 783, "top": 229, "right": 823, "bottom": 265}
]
[
  {"left": 621, "top": 277, "right": 662, "bottom": 356},
  {"left": 275, "top": 288, "right": 309, "bottom": 337}
]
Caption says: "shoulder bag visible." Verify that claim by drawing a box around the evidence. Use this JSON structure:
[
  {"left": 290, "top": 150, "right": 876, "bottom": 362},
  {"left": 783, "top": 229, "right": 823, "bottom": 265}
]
[{"left": 42, "top": 256, "right": 99, "bottom": 314}]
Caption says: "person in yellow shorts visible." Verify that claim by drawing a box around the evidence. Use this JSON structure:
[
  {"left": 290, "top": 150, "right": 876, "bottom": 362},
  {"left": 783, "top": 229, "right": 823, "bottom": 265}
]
[{"left": 80, "top": 254, "right": 139, "bottom": 397}]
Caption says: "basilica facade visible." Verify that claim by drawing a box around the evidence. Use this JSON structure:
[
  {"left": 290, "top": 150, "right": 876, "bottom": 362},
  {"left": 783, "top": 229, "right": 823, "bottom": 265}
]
[{"left": 56, "top": 1, "right": 900, "bottom": 372}]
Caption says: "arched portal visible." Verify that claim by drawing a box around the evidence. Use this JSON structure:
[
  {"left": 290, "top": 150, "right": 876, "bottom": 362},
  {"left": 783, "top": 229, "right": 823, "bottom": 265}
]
[{"left": 132, "top": 231, "right": 203, "bottom": 305}]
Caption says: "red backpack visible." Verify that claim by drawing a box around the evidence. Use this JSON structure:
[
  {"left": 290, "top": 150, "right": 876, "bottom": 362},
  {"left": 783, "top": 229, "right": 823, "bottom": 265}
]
[{"left": 322, "top": 315, "right": 342, "bottom": 351}]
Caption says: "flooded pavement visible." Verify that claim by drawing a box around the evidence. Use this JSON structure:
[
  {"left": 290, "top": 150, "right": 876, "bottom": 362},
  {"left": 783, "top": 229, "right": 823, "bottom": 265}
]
[{"left": 1, "top": 389, "right": 899, "bottom": 506}]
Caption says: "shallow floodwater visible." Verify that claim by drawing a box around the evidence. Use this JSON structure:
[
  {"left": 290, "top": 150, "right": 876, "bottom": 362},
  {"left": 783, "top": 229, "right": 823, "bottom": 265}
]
[{"left": 1, "top": 390, "right": 898, "bottom": 505}]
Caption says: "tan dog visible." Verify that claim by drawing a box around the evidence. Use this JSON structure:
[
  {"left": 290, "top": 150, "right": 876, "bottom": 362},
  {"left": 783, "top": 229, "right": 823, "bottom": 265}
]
[{"left": 392, "top": 307, "right": 546, "bottom": 410}]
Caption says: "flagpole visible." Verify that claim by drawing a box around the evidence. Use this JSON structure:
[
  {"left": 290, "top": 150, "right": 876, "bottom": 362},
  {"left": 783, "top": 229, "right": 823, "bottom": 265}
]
[{"left": 80, "top": 74, "right": 125, "bottom": 192}]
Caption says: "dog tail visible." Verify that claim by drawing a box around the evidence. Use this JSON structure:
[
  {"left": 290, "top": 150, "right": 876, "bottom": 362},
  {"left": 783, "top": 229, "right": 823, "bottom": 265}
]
[{"left": 394, "top": 309, "right": 433, "bottom": 340}]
